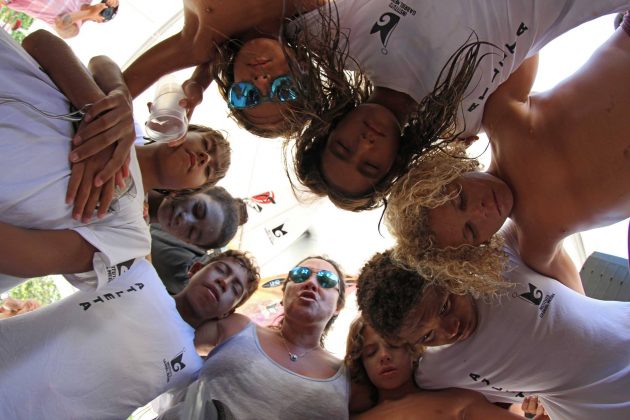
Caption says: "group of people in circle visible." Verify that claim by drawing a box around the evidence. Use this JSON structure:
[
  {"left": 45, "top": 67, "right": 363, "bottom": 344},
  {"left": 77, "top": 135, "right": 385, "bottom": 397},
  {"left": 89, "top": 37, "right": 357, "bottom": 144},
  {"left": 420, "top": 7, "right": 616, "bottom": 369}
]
[{"left": 1, "top": 0, "right": 630, "bottom": 419}]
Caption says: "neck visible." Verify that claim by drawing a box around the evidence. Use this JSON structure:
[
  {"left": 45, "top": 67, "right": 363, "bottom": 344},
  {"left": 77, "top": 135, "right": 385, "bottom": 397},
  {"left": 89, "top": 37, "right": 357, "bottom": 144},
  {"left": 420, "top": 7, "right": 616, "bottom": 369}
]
[
  {"left": 173, "top": 293, "right": 204, "bottom": 328},
  {"left": 368, "top": 87, "right": 418, "bottom": 128},
  {"left": 279, "top": 319, "right": 322, "bottom": 351},
  {"left": 377, "top": 377, "right": 418, "bottom": 404},
  {"left": 135, "top": 145, "right": 159, "bottom": 192}
]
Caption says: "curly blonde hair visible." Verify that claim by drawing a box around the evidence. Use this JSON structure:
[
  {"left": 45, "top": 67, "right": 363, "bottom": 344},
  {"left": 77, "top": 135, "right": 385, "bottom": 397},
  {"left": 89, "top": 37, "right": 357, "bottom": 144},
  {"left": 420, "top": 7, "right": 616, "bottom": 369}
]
[{"left": 385, "top": 143, "right": 509, "bottom": 297}]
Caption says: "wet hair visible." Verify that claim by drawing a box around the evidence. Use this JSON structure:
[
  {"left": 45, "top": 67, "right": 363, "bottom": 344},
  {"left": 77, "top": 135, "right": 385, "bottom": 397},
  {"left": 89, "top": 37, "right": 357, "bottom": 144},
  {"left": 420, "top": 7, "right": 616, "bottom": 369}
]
[
  {"left": 292, "top": 35, "right": 498, "bottom": 211},
  {"left": 345, "top": 316, "right": 421, "bottom": 404},
  {"left": 212, "top": 2, "right": 354, "bottom": 140},
  {"left": 386, "top": 143, "right": 508, "bottom": 297},
  {"left": 356, "top": 250, "right": 429, "bottom": 342},
  {"left": 279, "top": 255, "right": 347, "bottom": 346},
  {"left": 204, "top": 249, "right": 260, "bottom": 310},
  {"left": 196, "top": 186, "right": 249, "bottom": 250},
  {"left": 152, "top": 124, "right": 231, "bottom": 197}
]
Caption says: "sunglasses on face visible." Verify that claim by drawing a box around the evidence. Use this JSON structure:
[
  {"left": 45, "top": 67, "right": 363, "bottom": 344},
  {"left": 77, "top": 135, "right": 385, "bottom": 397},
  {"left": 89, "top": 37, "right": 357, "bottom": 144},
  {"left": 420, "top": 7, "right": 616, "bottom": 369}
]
[
  {"left": 288, "top": 266, "right": 339, "bottom": 289},
  {"left": 228, "top": 75, "right": 298, "bottom": 109}
]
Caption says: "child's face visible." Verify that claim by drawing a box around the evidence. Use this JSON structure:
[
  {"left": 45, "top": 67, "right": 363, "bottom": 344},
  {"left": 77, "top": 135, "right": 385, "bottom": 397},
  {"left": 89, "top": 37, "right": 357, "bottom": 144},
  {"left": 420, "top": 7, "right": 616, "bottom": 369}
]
[
  {"left": 398, "top": 285, "right": 478, "bottom": 347},
  {"left": 157, "top": 193, "right": 225, "bottom": 247},
  {"left": 155, "top": 131, "right": 223, "bottom": 190},
  {"left": 232, "top": 38, "right": 292, "bottom": 131},
  {"left": 361, "top": 325, "right": 414, "bottom": 391},
  {"left": 183, "top": 257, "right": 250, "bottom": 320},
  {"left": 427, "top": 172, "right": 513, "bottom": 247},
  {"left": 321, "top": 103, "right": 401, "bottom": 195}
]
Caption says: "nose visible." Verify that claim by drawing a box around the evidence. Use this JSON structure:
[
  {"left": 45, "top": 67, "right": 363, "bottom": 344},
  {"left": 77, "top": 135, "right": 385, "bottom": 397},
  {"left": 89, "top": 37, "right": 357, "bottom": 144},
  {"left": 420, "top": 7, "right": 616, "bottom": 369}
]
[
  {"left": 440, "top": 316, "right": 460, "bottom": 340},
  {"left": 197, "top": 150, "right": 210, "bottom": 166},
  {"left": 252, "top": 74, "right": 271, "bottom": 96},
  {"left": 216, "top": 276, "right": 228, "bottom": 292},
  {"left": 378, "top": 348, "right": 392, "bottom": 363}
]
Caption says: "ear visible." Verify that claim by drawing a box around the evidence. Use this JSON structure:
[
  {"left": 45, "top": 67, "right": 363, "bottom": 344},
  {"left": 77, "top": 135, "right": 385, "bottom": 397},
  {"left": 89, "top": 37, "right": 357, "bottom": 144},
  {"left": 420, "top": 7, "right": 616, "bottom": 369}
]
[{"left": 187, "top": 261, "right": 205, "bottom": 278}]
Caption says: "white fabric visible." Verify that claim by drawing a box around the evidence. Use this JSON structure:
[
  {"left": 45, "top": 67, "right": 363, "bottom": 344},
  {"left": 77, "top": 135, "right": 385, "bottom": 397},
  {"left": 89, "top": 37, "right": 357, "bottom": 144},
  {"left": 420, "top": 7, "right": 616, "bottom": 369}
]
[
  {"left": 296, "top": 0, "right": 630, "bottom": 137},
  {"left": 154, "top": 322, "right": 350, "bottom": 420},
  {"left": 0, "top": 259, "right": 203, "bottom": 419},
  {"left": 414, "top": 232, "right": 630, "bottom": 419},
  {"left": 0, "top": 30, "right": 150, "bottom": 292}
]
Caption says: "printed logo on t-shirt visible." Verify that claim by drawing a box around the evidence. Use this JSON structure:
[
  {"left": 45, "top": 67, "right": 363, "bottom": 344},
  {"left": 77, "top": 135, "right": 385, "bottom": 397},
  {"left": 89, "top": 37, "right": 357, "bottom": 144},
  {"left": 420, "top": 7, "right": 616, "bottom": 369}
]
[
  {"left": 370, "top": 1, "right": 416, "bottom": 54},
  {"left": 515, "top": 283, "right": 556, "bottom": 319},
  {"left": 163, "top": 349, "right": 187, "bottom": 383},
  {"left": 106, "top": 258, "right": 136, "bottom": 284},
  {"left": 78, "top": 280, "right": 144, "bottom": 311},
  {"left": 468, "top": 372, "right": 526, "bottom": 399}
]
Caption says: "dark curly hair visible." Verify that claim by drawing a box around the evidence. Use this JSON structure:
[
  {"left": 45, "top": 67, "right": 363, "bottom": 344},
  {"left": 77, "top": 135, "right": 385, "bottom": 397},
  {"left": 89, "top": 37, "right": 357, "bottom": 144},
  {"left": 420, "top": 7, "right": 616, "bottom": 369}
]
[
  {"left": 356, "top": 250, "right": 428, "bottom": 341},
  {"left": 292, "top": 35, "right": 498, "bottom": 211},
  {"left": 196, "top": 186, "right": 248, "bottom": 250},
  {"left": 204, "top": 249, "right": 260, "bottom": 310}
]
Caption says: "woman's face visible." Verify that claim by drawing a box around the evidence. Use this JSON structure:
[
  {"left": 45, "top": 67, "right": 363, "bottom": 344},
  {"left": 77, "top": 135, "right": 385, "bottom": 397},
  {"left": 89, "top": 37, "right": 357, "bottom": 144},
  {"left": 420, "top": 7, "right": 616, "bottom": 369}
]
[
  {"left": 232, "top": 38, "right": 291, "bottom": 130},
  {"left": 153, "top": 131, "right": 224, "bottom": 190},
  {"left": 282, "top": 258, "right": 341, "bottom": 326},
  {"left": 427, "top": 172, "right": 514, "bottom": 247},
  {"left": 361, "top": 324, "right": 414, "bottom": 391},
  {"left": 157, "top": 193, "right": 225, "bottom": 247},
  {"left": 321, "top": 103, "right": 401, "bottom": 195}
]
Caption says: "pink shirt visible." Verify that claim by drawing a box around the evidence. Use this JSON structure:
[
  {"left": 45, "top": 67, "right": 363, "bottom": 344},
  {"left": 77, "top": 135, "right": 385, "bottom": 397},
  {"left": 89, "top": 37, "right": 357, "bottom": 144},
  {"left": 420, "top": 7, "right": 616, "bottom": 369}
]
[{"left": 5, "top": 0, "right": 89, "bottom": 27}]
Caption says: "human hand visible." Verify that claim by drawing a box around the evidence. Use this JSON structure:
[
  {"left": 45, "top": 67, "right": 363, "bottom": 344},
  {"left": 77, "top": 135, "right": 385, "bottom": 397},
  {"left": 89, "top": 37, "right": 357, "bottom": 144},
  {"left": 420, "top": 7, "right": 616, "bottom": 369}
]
[
  {"left": 68, "top": 88, "right": 134, "bottom": 186},
  {"left": 181, "top": 79, "right": 204, "bottom": 120},
  {"left": 522, "top": 396, "right": 549, "bottom": 420},
  {"left": 0, "top": 297, "right": 41, "bottom": 319}
]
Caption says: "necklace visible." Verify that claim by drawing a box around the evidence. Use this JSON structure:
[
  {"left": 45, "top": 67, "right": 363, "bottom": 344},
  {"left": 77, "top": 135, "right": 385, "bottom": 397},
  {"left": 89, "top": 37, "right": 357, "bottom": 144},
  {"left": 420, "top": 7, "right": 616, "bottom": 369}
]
[{"left": 278, "top": 329, "right": 319, "bottom": 362}]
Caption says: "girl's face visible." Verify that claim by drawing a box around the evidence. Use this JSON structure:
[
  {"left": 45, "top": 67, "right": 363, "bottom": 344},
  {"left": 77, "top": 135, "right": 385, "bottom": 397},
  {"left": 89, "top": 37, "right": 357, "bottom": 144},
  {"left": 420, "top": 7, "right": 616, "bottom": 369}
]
[
  {"left": 232, "top": 38, "right": 292, "bottom": 130},
  {"left": 361, "top": 324, "right": 414, "bottom": 391},
  {"left": 157, "top": 193, "right": 225, "bottom": 247},
  {"left": 427, "top": 172, "right": 513, "bottom": 247},
  {"left": 154, "top": 131, "right": 223, "bottom": 190},
  {"left": 321, "top": 103, "right": 401, "bottom": 195}
]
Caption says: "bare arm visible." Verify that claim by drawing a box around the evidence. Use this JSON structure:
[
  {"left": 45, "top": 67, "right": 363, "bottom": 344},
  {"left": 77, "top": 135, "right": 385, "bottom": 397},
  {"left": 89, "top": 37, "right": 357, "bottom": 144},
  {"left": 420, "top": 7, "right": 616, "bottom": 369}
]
[
  {"left": 457, "top": 390, "right": 549, "bottom": 420},
  {"left": 194, "top": 312, "right": 251, "bottom": 356},
  {"left": 519, "top": 236, "right": 585, "bottom": 294},
  {"left": 483, "top": 54, "right": 539, "bottom": 132},
  {"left": 0, "top": 222, "right": 95, "bottom": 277}
]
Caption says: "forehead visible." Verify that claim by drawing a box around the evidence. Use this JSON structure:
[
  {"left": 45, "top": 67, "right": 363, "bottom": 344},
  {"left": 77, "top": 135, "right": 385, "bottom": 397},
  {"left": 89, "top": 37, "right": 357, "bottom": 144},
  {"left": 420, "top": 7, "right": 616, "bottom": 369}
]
[
  {"left": 298, "top": 258, "right": 335, "bottom": 273},
  {"left": 399, "top": 286, "right": 446, "bottom": 338}
]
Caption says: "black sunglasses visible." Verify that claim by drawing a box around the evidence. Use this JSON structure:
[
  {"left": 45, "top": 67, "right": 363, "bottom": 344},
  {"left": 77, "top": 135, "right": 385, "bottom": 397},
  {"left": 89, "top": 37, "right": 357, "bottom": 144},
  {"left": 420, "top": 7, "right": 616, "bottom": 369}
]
[
  {"left": 288, "top": 266, "right": 339, "bottom": 289},
  {"left": 228, "top": 75, "right": 298, "bottom": 109}
]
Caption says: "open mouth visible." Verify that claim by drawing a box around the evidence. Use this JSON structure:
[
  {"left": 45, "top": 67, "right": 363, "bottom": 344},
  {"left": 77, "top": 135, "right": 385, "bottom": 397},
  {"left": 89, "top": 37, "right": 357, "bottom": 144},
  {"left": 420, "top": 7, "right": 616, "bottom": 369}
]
[
  {"left": 205, "top": 284, "right": 219, "bottom": 302},
  {"left": 298, "top": 290, "right": 317, "bottom": 301},
  {"left": 187, "top": 151, "right": 196, "bottom": 171},
  {"left": 380, "top": 366, "right": 398, "bottom": 376}
]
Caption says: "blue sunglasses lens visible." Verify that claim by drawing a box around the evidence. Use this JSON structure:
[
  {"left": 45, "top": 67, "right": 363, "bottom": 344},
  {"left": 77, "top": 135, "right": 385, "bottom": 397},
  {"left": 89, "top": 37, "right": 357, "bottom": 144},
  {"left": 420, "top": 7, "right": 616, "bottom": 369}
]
[
  {"left": 229, "top": 82, "right": 260, "bottom": 109},
  {"left": 288, "top": 266, "right": 339, "bottom": 289},
  {"left": 316, "top": 270, "right": 339, "bottom": 288},
  {"left": 270, "top": 76, "right": 298, "bottom": 102},
  {"left": 289, "top": 266, "right": 311, "bottom": 283}
]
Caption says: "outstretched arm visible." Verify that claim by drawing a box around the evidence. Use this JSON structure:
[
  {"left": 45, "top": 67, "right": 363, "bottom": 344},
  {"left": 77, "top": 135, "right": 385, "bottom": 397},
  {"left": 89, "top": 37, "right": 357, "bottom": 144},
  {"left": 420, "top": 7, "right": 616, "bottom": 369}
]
[
  {"left": 193, "top": 313, "right": 251, "bottom": 356},
  {"left": 483, "top": 54, "right": 539, "bottom": 133},
  {"left": 0, "top": 222, "right": 96, "bottom": 277}
]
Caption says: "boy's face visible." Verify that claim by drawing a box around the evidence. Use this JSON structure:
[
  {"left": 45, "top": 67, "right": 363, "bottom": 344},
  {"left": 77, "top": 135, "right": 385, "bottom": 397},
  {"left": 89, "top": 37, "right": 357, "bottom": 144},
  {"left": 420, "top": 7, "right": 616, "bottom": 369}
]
[
  {"left": 157, "top": 193, "right": 224, "bottom": 247},
  {"left": 183, "top": 257, "right": 249, "bottom": 320},
  {"left": 361, "top": 324, "right": 414, "bottom": 391},
  {"left": 398, "top": 285, "right": 478, "bottom": 347},
  {"left": 427, "top": 172, "right": 513, "bottom": 247},
  {"left": 155, "top": 131, "right": 222, "bottom": 190},
  {"left": 321, "top": 103, "right": 401, "bottom": 196}
]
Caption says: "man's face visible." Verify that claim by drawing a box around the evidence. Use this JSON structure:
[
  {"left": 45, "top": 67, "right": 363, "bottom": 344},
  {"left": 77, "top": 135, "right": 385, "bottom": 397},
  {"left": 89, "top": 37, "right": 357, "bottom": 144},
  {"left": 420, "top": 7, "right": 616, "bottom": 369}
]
[
  {"left": 183, "top": 257, "right": 250, "bottom": 320},
  {"left": 398, "top": 285, "right": 478, "bottom": 347}
]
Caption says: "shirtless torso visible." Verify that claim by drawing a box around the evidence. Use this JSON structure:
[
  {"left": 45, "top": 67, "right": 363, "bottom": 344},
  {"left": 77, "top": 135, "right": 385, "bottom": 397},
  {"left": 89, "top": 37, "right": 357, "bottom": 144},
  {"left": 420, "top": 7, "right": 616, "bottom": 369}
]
[{"left": 483, "top": 27, "right": 630, "bottom": 286}]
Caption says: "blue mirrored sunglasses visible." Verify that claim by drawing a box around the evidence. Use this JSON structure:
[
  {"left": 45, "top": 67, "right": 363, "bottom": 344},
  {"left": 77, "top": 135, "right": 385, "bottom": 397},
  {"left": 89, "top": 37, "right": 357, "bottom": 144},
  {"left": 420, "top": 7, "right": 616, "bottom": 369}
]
[
  {"left": 228, "top": 75, "right": 299, "bottom": 109},
  {"left": 288, "top": 266, "right": 339, "bottom": 289}
]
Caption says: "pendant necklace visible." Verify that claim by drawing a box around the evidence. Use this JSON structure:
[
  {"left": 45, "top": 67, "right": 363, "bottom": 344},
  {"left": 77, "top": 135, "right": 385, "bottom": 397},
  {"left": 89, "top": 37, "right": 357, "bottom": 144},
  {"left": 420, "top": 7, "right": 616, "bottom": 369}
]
[{"left": 278, "top": 329, "right": 319, "bottom": 362}]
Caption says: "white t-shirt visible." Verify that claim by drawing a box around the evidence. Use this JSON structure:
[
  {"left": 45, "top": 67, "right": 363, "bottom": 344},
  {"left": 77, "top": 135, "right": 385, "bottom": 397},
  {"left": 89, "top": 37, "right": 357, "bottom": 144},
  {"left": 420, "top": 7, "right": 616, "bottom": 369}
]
[
  {"left": 0, "top": 258, "right": 203, "bottom": 419},
  {"left": 0, "top": 30, "right": 149, "bottom": 292},
  {"left": 414, "top": 235, "right": 630, "bottom": 419},
  {"left": 295, "top": 0, "right": 630, "bottom": 137}
]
